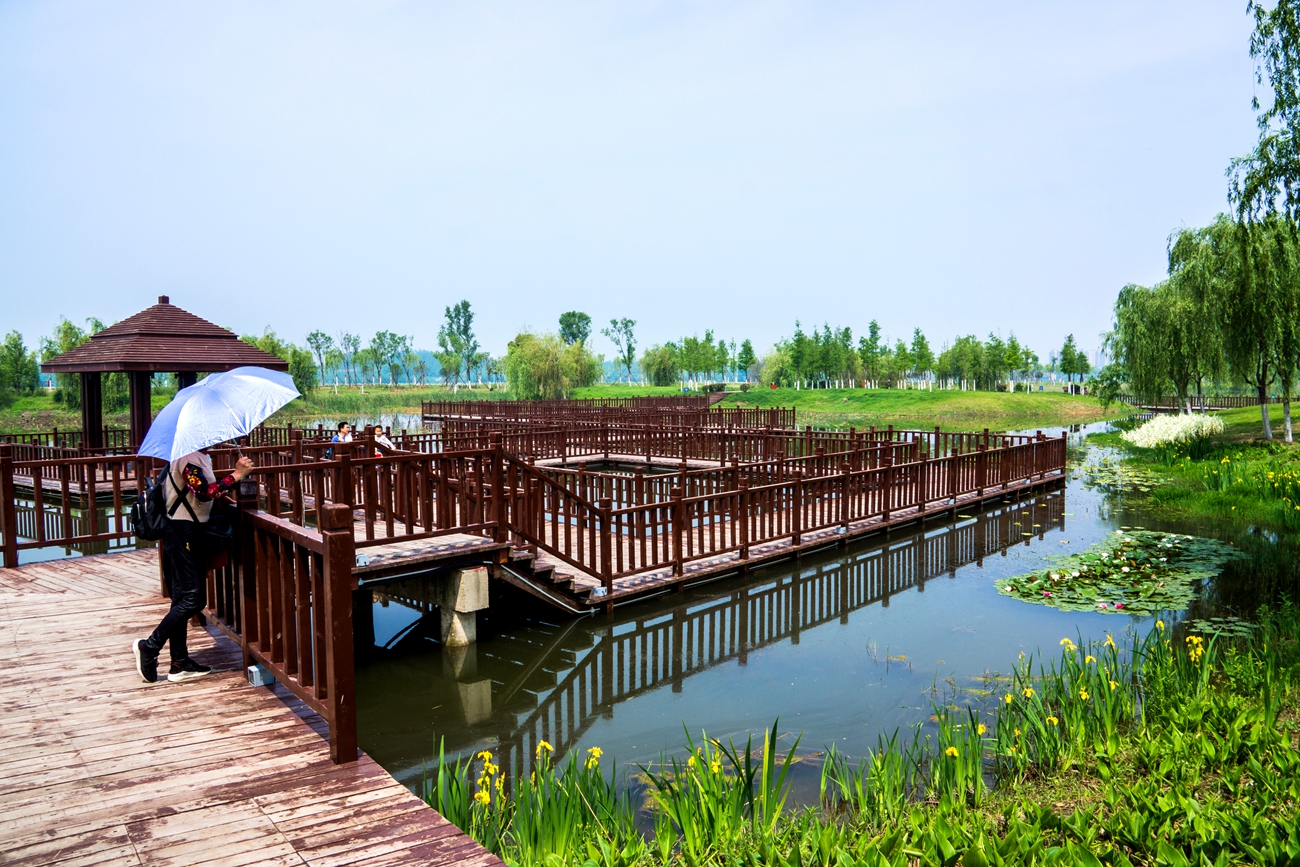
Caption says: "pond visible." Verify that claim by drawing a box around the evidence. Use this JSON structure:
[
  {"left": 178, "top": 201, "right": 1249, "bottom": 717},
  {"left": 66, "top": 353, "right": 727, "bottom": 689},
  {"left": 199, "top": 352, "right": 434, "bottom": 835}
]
[{"left": 353, "top": 423, "right": 1300, "bottom": 793}]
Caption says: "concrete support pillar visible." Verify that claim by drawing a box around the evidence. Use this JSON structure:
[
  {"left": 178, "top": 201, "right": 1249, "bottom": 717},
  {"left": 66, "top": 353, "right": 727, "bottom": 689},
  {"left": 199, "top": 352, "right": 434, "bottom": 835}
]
[{"left": 437, "top": 566, "right": 489, "bottom": 647}]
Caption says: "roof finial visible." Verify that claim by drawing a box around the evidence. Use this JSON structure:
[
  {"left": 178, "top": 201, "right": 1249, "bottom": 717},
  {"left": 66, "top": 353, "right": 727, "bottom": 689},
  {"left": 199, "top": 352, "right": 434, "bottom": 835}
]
[{"left": 158, "top": 295, "right": 170, "bottom": 305}]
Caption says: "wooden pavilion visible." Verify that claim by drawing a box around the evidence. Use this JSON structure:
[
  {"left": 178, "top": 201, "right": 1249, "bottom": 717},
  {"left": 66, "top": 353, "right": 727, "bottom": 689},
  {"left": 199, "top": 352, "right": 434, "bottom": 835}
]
[{"left": 40, "top": 296, "right": 289, "bottom": 451}]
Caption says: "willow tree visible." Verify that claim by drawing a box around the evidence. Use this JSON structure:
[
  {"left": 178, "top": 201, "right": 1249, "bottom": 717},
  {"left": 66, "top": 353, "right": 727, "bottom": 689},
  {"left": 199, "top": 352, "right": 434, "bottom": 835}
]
[
  {"left": 1228, "top": 0, "right": 1300, "bottom": 439},
  {"left": 1109, "top": 280, "right": 1217, "bottom": 413}
]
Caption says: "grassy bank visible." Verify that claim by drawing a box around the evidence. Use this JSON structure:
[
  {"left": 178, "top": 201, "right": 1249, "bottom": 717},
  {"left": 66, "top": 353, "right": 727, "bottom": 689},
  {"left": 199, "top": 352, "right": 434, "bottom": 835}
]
[
  {"left": 1091, "top": 405, "right": 1300, "bottom": 534},
  {"left": 716, "top": 387, "right": 1128, "bottom": 431},
  {"left": 1, "top": 384, "right": 1128, "bottom": 435},
  {"left": 426, "top": 603, "right": 1300, "bottom": 866}
]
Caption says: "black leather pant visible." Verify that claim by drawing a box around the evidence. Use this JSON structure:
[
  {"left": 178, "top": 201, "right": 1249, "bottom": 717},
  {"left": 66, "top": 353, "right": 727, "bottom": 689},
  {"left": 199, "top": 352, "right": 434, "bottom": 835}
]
[{"left": 144, "top": 520, "right": 209, "bottom": 663}]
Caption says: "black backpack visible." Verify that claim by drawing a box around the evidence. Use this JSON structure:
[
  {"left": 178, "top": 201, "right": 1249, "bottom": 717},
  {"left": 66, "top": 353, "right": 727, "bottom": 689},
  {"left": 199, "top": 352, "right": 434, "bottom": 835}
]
[{"left": 132, "top": 467, "right": 173, "bottom": 542}]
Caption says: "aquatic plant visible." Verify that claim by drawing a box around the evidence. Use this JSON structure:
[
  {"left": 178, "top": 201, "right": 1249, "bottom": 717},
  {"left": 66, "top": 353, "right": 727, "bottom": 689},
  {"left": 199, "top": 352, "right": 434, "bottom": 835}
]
[
  {"left": 994, "top": 529, "right": 1244, "bottom": 614},
  {"left": 1120, "top": 413, "right": 1224, "bottom": 462},
  {"left": 424, "top": 603, "right": 1300, "bottom": 866}
]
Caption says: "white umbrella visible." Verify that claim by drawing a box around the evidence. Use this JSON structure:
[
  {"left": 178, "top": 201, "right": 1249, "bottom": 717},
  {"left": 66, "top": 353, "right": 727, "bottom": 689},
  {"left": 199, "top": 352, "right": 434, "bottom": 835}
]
[{"left": 139, "top": 366, "right": 300, "bottom": 462}]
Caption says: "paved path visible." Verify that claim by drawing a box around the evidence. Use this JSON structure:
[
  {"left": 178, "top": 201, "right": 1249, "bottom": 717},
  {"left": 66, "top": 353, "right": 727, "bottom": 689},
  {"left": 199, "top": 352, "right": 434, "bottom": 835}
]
[{"left": 0, "top": 550, "right": 499, "bottom": 867}]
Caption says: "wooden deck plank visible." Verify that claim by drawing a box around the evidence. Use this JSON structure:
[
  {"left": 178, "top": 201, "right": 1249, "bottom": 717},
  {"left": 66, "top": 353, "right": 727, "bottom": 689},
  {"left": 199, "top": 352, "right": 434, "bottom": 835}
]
[{"left": 0, "top": 551, "right": 497, "bottom": 867}]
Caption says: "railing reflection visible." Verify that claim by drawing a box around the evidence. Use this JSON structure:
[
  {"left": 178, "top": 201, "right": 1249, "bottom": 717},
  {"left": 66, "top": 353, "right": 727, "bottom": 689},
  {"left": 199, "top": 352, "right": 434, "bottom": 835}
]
[{"left": 363, "top": 489, "right": 1065, "bottom": 781}]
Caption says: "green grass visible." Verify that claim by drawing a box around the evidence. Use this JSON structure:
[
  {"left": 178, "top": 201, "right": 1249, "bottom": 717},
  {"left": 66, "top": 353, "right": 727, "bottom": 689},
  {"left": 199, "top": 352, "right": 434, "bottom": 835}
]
[
  {"left": 0, "top": 383, "right": 1130, "bottom": 435},
  {"left": 717, "top": 387, "right": 1128, "bottom": 431},
  {"left": 1091, "top": 406, "right": 1300, "bottom": 534},
  {"left": 425, "top": 602, "right": 1300, "bottom": 866}
]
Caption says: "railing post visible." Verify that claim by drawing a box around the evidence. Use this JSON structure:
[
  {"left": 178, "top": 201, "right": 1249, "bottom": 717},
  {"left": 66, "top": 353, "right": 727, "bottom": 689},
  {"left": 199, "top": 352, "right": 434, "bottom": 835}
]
[
  {"left": 977, "top": 443, "right": 988, "bottom": 497},
  {"left": 792, "top": 470, "right": 804, "bottom": 545},
  {"left": 882, "top": 458, "right": 892, "bottom": 523},
  {"left": 671, "top": 486, "right": 684, "bottom": 577},
  {"left": 490, "top": 433, "right": 506, "bottom": 543},
  {"left": 918, "top": 454, "right": 929, "bottom": 515},
  {"left": 840, "top": 461, "right": 852, "bottom": 533},
  {"left": 599, "top": 497, "right": 613, "bottom": 591},
  {"left": 321, "top": 503, "right": 358, "bottom": 764},
  {"left": 738, "top": 479, "right": 750, "bottom": 560},
  {"left": 0, "top": 445, "right": 17, "bottom": 569},
  {"left": 235, "top": 478, "right": 260, "bottom": 671}
]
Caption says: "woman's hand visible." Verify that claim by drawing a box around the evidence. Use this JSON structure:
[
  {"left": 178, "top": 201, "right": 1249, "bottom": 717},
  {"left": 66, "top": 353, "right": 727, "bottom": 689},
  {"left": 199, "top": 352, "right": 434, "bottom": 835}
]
[{"left": 232, "top": 455, "right": 255, "bottom": 481}]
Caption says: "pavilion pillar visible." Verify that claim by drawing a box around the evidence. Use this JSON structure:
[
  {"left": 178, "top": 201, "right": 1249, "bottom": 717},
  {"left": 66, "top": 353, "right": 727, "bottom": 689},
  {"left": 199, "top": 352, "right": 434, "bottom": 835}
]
[
  {"left": 80, "top": 372, "right": 104, "bottom": 451},
  {"left": 176, "top": 372, "right": 197, "bottom": 390},
  {"left": 128, "top": 372, "right": 153, "bottom": 452}
]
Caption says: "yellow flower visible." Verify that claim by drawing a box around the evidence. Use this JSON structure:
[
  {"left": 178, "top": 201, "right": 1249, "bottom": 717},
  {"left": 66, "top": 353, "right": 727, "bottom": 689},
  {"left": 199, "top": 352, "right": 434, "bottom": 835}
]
[
  {"left": 1014, "top": 728, "right": 1021, "bottom": 737},
  {"left": 1059, "top": 638, "right": 1077, "bottom": 651},
  {"left": 1022, "top": 687, "right": 1035, "bottom": 699},
  {"left": 1046, "top": 716, "right": 1059, "bottom": 726},
  {"left": 1004, "top": 694, "right": 1014, "bottom": 705},
  {"left": 1008, "top": 745, "right": 1018, "bottom": 755},
  {"left": 1109, "top": 680, "right": 1119, "bottom": 691},
  {"left": 1079, "top": 689, "right": 1089, "bottom": 701},
  {"left": 1084, "top": 655, "right": 1096, "bottom": 664},
  {"left": 536, "top": 741, "right": 554, "bottom": 758},
  {"left": 976, "top": 724, "right": 987, "bottom": 736},
  {"left": 710, "top": 759, "right": 722, "bottom": 774},
  {"left": 1156, "top": 620, "right": 1164, "bottom": 631},
  {"left": 945, "top": 746, "right": 959, "bottom": 758},
  {"left": 474, "top": 790, "right": 490, "bottom": 806},
  {"left": 476, "top": 750, "right": 494, "bottom": 762},
  {"left": 587, "top": 746, "right": 603, "bottom": 759},
  {"left": 688, "top": 755, "right": 697, "bottom": 770},
  {"left": 1105, "top": 634, "right": 1116, "bottom": 649}
]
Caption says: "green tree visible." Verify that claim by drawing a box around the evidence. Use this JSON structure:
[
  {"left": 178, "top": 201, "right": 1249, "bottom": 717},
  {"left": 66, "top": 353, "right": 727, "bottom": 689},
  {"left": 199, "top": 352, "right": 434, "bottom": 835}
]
[
  {"left": 338, "top": 332, "right": 360, "bottom": 385},
  {"left": 436, "top": 302, "right": 480, "bottom": 389},
  {"left": 910, "top": 328, "right": 934, "bottom": 385},
  {"left": 602, "top": 318, "right": 637, "bottom": 383},
  {"left": 737, "top": 339, "right": 757, "bottom": 383},
  {"left": 0, "top": 332, "right": 40, "bottom": 407},
  {"left": 306, "top": 331, "right": 334, "bottom": 385},
  {"left": 503, "top": 332, "right": 601, "bottom": 398},
  {"left": 558, "top": 311, "right": 592, "bottom": 346},
  {"left": 641, "top": 344, "right": 680, "bottom": 386},
  {"left": 40, "top": 318, "right": 96, "bottom": 408},
  {"left": 242, "top": 328, "right": 317, "bottom": 395},
  {"left": 857, "top": 320, "right": 883, "bottom": 387}
]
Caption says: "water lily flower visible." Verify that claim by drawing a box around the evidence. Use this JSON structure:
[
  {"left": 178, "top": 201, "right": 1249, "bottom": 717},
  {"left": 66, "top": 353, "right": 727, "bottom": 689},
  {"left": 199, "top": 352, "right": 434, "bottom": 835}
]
[{"left": 1115, "top": 603, "right": 1124, "bottom": 610}]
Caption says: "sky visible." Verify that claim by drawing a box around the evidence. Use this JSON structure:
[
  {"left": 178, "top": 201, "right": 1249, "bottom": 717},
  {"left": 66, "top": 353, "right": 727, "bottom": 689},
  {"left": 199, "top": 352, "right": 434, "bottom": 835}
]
[{"left": 0, "top": 1, "right": 1262, "bottom": 362}]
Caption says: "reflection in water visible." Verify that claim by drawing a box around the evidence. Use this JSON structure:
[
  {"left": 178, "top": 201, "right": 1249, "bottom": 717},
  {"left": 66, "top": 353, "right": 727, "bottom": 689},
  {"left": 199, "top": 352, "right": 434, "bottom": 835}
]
[
  {"left": 359, "top": 490, "right": 1068, "bottom": 785},
  {"left": 355, "top": 427, "right": 1300, "bottom": 790}
]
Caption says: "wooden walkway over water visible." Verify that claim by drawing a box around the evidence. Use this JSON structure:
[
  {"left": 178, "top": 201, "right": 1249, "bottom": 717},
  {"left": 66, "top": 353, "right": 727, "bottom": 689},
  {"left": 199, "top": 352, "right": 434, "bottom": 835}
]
[{"left": 0, "top": 551, "right": 498, "bottom": 867}]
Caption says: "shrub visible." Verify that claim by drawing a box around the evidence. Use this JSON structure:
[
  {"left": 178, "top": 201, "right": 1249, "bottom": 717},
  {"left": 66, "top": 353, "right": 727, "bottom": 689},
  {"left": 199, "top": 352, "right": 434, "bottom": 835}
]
[{"left": 1120, "top": 413, "right": 1225, "bottom": 461}]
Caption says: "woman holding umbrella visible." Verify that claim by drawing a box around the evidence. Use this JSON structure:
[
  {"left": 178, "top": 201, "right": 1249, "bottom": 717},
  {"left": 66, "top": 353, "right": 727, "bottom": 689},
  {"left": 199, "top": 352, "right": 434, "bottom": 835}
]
[
  {"left": 131, "top": 367, "right": 300, "bottom": 684},
  {"left": 133, "top": 449, "right": 254, "bottom": 683}
]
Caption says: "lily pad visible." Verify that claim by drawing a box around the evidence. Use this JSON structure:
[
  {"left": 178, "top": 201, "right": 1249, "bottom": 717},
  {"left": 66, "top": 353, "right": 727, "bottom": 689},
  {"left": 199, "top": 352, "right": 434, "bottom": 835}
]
[{"left": 994, "top": 530, "right": 1245, "bottom": 615}]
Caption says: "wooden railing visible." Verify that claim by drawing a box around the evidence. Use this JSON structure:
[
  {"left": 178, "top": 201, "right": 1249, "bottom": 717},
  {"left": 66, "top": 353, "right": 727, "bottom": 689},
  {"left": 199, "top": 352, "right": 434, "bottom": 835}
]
[
  {"left": 422, "top": 398, "right": 795, "bottom": 429},
  {"left": 0, "top": 445, "right": 155, "bottom": 568},
  {"left": 1115, "top": 394, "right": 1289, "bottom": 410},
  {"left": 0, "top": 427, "right": 133, "bottom": 454},
  {"left": 207, "top": 485, "right": 358, "bottom": 763}
]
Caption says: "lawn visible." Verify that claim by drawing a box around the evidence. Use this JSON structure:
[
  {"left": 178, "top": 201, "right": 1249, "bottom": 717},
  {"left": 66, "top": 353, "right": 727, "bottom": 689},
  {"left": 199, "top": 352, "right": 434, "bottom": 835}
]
[
  {"left": 1, "top": 383, "right": 1130, "bottom": 435},
  {"left": 1090, "top": 404, "right": 1300, "bottom": 534},
  {"left": 717, "top": 386, "right": 1128, "bottom": 431}
]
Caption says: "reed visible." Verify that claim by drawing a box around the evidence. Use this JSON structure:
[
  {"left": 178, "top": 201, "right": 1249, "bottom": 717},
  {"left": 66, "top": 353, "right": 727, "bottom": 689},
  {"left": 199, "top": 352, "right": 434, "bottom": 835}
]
[{"left": 424, "top": 602, "right": 1300, "bottom": 866}]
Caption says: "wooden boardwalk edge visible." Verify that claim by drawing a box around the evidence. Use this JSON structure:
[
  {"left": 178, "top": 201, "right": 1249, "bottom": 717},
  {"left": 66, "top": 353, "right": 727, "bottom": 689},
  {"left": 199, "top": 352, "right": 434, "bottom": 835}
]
[{"left": 0, "top": 556, "right": 499, "bottom": 867}]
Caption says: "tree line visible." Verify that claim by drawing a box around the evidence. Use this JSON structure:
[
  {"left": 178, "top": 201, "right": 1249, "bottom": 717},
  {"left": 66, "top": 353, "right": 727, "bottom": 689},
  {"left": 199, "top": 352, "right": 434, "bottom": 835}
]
[{"left": 1101, "top": 0, "right": 1300, "bottom": 442}]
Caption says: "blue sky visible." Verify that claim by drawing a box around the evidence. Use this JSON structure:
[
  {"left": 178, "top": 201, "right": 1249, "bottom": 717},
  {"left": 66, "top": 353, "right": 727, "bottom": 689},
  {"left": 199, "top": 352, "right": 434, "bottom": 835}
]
[{"left": 0, "top": 2, "right": 1260, "bottom": 362}]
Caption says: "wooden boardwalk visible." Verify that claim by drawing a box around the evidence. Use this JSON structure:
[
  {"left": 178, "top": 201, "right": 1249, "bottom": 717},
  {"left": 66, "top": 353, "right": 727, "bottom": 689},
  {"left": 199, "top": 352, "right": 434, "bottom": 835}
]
[{"left": 0, "top": 551, "right": 498, "bottom": 867}]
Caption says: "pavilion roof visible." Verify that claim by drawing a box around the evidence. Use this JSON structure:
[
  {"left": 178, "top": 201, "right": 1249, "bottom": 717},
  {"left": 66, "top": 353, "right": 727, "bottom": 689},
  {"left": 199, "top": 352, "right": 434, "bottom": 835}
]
[{"left": 40, "top": 296, "right": 289, "bottom": 374}]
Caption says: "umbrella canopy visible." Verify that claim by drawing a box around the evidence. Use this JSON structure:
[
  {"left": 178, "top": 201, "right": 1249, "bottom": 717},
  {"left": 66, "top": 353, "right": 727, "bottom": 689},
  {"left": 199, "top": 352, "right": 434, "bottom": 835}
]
[{"left": 139, "top": 367, "right": 300, "bottom": 462}]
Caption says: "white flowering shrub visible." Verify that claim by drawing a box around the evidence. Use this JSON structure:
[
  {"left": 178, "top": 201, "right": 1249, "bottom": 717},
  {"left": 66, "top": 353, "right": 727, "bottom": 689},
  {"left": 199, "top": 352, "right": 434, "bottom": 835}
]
[{"left": 1121, "top": 413, "right": 1225, "bottom": 453}]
